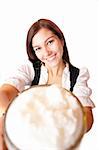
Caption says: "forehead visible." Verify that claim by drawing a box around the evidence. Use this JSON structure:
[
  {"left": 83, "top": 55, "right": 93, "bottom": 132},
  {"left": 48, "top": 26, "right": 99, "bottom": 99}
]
[{"left": 32, "top": 28, "right": 56, "bottom": 46}]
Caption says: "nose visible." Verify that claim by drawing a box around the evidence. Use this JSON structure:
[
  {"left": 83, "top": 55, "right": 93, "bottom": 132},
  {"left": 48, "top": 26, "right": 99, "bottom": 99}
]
[{"left": 43, "top": 46, "right": 51, "bottom": 57}]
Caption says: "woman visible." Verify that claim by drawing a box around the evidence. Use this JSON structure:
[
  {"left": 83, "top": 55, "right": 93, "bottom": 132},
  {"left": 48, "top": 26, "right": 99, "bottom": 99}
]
[{"left": 0, "top": 19, "right": 95, "bottom": 149}]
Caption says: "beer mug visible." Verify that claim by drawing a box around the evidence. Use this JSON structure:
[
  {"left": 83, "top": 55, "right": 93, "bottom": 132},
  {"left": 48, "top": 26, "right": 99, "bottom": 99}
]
[{"left": 4, "top": 84, "right": 86, "bottom": 150}]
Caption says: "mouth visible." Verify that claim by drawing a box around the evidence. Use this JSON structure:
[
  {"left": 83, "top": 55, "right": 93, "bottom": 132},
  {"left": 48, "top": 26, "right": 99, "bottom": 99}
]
[{"left": 46, "top": 54, "right": 56, "bottom": 62}]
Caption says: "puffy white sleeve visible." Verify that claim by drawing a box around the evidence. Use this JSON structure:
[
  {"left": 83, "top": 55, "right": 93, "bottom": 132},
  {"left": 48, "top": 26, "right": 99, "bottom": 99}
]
[
  {"left": 3, "top": 61, "right": 35, "bottom": 92},
  {"left": 73, "top": 67, "right": 95, "bottom": 108}
]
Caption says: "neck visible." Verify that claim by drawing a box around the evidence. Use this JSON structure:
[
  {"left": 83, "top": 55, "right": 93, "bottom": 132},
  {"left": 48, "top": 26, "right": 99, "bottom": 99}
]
[{"left": 46, "top": 61, "right": 65, "bottom": 77}]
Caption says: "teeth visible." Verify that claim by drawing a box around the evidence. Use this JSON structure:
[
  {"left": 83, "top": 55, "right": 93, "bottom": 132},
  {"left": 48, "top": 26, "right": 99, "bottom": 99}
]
[{"left": 47, "top": 55, "right": 56, "bottom": 61}]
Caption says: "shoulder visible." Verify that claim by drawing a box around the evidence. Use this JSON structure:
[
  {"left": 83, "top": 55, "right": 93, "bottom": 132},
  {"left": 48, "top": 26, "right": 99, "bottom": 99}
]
[
  {"left": 74, "top": 66, "right": 91, "bottom": 95},
  {"left": 63, "top": 64, "right": 90, "bottom": 77},
  {"left": 3, "top": 60, "right": 35, "bottom": 92},
  {"left": 73, "top": 67, "right": 95, "bottom": 107},
  {"left": 15, "top": 60, "right": 35, "bottom": 76},
  {"left": 77, "top": 67, "right": 90, "bottom": 81},
  {"left": 18, "top": 60, "right": 34, "bottom": 70}
]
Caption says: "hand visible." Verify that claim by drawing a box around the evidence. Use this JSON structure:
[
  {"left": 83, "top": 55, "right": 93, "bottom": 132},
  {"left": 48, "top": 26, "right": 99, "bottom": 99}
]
[{"left": 0, "top": 116, "right": 8, "bottom": 150}]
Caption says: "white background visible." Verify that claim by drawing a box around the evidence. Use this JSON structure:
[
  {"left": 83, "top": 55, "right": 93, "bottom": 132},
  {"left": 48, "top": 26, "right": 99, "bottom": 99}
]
[{"left": 0, "top": 0, "right": 98, "bottom": 149}]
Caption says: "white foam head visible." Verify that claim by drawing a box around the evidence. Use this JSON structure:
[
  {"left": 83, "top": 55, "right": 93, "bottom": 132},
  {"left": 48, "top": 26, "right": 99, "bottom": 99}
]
[{"left": 4, "top": 84, "right": 85, "bottom": 150}]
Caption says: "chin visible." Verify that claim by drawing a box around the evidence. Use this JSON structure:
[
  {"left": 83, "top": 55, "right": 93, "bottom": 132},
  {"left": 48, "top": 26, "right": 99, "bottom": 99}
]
[
  {"left": 46, "top": 59, "right": 61, "bottom": 67},
  {"left": 47, "top": 62, "right": 59, "bottom": 68}
]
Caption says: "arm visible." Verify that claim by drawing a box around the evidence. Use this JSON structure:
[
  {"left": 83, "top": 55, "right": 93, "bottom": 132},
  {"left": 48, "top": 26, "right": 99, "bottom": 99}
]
[
  {"left": 0, "top": 62, "right": 34, "bottom": 149},
  {"left": 0, "top": 84, "right": 19, "bottom": 115},
  {"left": 83, "top": 106, "right": 94, "bottom": 133},
  {"left": 73, "top": 68, "right": 95, "bottom": 133},
  {"left": 0, "top": 84, "right": 19, "bottom": 150}
]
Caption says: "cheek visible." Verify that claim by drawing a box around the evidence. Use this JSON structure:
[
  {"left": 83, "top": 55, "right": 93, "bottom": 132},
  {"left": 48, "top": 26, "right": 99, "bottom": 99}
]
[
  {"left": 61, "top": 48, "right": 64, "bottom": 56},
  {"left": 57, "top": 46, "right": 63, "bottom": 57},
  {"left": 55, "top": 41, "right": 64, "bottom": 54},
  {"left": 35, "top": 53, "right": 42, "bottom": 60}
]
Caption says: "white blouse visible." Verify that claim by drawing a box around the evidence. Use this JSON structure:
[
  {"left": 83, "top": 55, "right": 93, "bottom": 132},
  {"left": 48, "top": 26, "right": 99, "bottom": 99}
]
[{"left": 4, "top": 60, "right": 95, "bottom": 108}]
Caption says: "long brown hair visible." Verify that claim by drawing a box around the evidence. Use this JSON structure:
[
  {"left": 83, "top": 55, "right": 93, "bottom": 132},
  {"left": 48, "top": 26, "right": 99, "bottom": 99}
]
[{"left": 26, "top": 19, "right": 70, "bottom": 64}]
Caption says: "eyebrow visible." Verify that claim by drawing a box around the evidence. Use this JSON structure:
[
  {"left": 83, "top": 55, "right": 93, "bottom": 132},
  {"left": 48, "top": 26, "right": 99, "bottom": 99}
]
[{"left": 33, "top": 35, "right": 55, "bottom": 48}]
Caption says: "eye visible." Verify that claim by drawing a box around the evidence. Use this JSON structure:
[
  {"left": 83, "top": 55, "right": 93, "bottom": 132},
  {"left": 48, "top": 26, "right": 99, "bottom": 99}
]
[
  {"left": 34, "top": 47, "right": 41, "bottom": 52},
  {"left": 47, "top": 40, "right": 54, "bottom": 45}
]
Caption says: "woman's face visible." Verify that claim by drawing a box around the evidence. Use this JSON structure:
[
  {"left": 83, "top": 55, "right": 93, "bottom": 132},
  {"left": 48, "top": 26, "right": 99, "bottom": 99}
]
[{"left": 32, "top": 28, "right": 64, "bottom": 68}]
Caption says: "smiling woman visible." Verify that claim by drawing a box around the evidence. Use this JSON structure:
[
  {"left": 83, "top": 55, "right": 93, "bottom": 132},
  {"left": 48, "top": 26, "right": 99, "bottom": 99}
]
[
  {"left": 0, "top": 18, "right": 95, "bottom": 149},
  {"left": 32, "top": 28, "right": 64, "bottom": 68}
]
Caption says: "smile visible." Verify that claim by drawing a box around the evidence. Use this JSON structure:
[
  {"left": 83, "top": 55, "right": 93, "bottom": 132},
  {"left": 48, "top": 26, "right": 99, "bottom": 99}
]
[{"left": 46, "top": 54, "right": 56, "bottom": 61}]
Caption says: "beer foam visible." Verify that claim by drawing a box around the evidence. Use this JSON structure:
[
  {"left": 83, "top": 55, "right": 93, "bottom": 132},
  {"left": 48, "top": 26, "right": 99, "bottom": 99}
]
[{"left": 5, "top": 84, "right": 84, "bottom": 150}]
